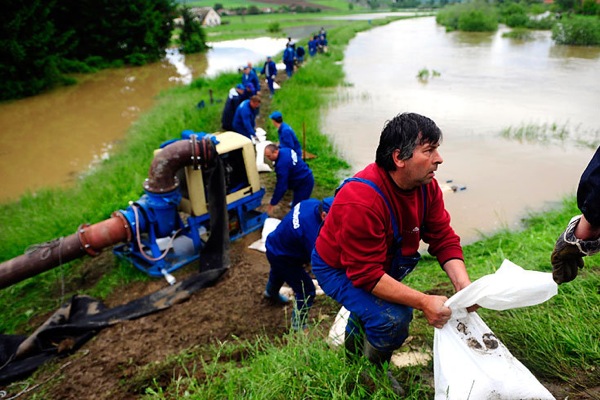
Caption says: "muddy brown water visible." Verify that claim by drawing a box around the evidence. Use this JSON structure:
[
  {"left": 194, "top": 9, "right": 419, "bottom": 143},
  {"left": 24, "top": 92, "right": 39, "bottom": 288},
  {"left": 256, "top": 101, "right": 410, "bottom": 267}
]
[
  {"left": 322, "top": 16, "right": 600, "bottom": 244},
  {"left": 1, "top": 17, "right": 599, "bottom": 247},
  {"left": 0, "top": 38, "right": 288, "bottom": 204}
]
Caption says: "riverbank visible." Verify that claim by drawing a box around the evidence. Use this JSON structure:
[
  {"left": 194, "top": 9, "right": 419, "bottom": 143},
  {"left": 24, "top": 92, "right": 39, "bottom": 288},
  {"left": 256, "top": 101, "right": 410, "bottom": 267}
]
[{"left": 0, "top": 15, "right": 598, "bottom": 400}]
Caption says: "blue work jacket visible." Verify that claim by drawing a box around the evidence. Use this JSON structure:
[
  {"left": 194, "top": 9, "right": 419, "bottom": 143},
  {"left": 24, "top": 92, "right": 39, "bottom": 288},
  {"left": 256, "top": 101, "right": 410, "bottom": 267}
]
[
  {"left": 270, "top": 148, "right": 313, "bottom": 206},
  {"left": 232, "top": 99, "right": 257, "bottom": 139},
  {"left": 266, "top": 198, "right": 323, "bottom": 261},
  {"left": 278, "top": 122, "right": 302, "bottom": 156}
]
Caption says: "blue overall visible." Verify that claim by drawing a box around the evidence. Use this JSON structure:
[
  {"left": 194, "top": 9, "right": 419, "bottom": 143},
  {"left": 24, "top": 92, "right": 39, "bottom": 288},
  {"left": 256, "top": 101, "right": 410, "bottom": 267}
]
[
  {"left": 266, "top": 199, "right": 323, "bottom": 329},
  {"left": 312, "top": 177, "right": 426, "bottom": 352}
]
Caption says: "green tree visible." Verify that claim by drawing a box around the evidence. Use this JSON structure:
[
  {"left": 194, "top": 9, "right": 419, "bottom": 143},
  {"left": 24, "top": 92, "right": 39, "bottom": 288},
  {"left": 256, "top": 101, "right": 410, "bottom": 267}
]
[
  {"left": 0, "top": 0, "right": 70, "bottom": 100},
  {"left": 53, "top": 0, "right": 177, "bottom": 65},
  {"left": 179, "top": 7, "right": 208, "bottom": 54}
]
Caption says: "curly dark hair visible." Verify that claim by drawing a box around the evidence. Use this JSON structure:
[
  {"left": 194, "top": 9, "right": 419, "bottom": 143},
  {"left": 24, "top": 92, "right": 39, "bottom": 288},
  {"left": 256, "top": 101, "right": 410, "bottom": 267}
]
[{"left": 375, "top": 112, "right": 442, "bottom": 171}]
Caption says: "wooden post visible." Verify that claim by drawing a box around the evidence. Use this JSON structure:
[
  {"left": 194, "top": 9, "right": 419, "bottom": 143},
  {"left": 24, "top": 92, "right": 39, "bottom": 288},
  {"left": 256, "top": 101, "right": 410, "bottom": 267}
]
[{"left": 302, "top": 121, "right": 306, "bottom": 161}]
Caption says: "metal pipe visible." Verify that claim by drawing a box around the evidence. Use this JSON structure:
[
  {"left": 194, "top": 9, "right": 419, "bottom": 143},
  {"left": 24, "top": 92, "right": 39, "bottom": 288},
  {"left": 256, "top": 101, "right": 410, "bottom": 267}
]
[
  {"left": 144, "top": 135, "right": 215, "bottom": 193},
  {"left": 0, "top": 135, "right": 215, "bottom": 289},
  {"left": 0, "top": 214, "right": 131, "bottom": 289}
]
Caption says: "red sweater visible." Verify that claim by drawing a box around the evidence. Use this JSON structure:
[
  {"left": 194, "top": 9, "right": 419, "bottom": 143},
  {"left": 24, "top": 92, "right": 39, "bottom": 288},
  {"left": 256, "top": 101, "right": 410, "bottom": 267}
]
[{"left": 315, "top": 163, "right": 463, "bottom": 292}]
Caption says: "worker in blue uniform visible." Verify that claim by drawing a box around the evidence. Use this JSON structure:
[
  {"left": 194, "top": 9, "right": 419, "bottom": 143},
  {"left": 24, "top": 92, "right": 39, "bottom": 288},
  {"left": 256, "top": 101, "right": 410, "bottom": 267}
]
[
  {"left": 269, "top": 111, "right": 302, "bottom": 157},
  {"left": 221, "top": 84, "right": 245, "bottom": 131},
  {"left": 552, "top": 146, "right": 600, "bottom": 283},
  {"left": 264, "top": 197, "right": 334, "bottom": 330},
  {"left": 264, "top": 143, "right": 314, "bottom": 215},
  {"left": 242, "top": 65, "right": 260, "bottom": 96},
  {"left": 261, "top": 56, "right": 277, "bottom": 96},
  {"left": 283, "top": 44, "right": 295, "bottom": 78},
  {"left": 232, "top": 95, "right": 261, "bottom": 141}
]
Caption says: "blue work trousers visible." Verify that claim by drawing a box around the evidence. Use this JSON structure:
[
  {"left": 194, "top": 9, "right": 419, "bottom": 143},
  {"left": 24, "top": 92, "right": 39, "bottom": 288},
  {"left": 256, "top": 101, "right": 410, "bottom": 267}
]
[
  {"left": 266, "top": 77, "right": 275, "bottom": 95},
  {"left": 266, "top": 252, "right": 315, "bottom": 323},
  {"left": 291, "top": 175, "right": 314, "bottom": 207},
  {"left": 285, "top": 62, "right": 294, "bottom": 77},
  {"left": 311, "top": 250, "right": 413, "bottom": 352}
]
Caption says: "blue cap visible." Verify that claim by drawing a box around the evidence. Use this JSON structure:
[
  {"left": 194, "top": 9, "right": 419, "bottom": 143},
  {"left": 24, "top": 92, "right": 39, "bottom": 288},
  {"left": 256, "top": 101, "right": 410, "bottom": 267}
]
[
  {"left": 269, "top": 111, "right": 282, "bottom": 120},
  {"left": 236, "top": 83, "right": 245, "bottom": 90},
  {"left": 245, "top": 83, "right": 255, "bottom": 91},
  {"left": 322, "top": 197, "right": 334, "bottom": 213}
]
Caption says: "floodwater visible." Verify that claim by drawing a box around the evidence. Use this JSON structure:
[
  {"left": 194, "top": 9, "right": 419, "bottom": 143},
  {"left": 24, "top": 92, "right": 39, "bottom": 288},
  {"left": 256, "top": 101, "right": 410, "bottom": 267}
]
[
  {"left": 0, "top": 37, "right": 287, "bottom": 204},
  {"left": 322, "top": 16, "right": 600, "bottom": 244}
]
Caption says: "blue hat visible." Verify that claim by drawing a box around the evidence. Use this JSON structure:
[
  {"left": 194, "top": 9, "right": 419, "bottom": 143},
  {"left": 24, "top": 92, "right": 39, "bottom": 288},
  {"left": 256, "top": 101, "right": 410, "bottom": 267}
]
[
  {"left": 245, "top": 83, "right": 255, "bottom": 91},
  {"left": 236, "top": 83, "right": 245, "bottom": 90},
  {"left": 269, "top": 111, "right": 282, "bottom": 120},
  {"left": 322, "top": 197, "right": 334, "bottom": 213}
]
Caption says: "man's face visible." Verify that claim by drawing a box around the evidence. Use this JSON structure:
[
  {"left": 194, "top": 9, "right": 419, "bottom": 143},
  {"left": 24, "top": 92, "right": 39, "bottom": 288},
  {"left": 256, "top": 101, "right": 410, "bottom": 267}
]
[
  {"left": 402, "top": 141, "right": 443, "bottom": 188},
  {"left": 264, "top": 148, "right": 277, "bottom": 161},
  {"left": 250, "top": 100, "right": 260, "bottom": 109}
]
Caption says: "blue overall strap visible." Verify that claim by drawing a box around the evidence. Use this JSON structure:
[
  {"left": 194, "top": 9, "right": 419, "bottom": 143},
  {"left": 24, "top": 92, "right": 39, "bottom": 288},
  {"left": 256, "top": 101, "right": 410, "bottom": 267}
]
[{"left": 336, "top": 177, "right": 401, "bottom": 243}]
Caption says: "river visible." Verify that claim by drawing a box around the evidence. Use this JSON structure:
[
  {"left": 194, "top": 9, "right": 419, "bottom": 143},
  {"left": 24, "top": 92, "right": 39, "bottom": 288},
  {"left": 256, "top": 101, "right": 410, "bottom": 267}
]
[
  {"left": 0, "top": 37, "right": 288, "bottom": 204},
  {"left": 322, "top": 16, "right": 600, "bottom": 244}
]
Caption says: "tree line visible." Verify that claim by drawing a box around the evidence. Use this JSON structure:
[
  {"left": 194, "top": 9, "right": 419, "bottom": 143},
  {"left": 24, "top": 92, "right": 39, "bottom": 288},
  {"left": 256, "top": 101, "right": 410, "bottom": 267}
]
[{"left": 0, "top": 0, "right": 207, "bottom": 101}]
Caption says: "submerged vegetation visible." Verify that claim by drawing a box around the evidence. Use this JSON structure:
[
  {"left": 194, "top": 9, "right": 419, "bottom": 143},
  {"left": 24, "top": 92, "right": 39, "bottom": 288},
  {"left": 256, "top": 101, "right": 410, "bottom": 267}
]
[{"left": 500, "top": 122, "right": 600, "bottom": 149}]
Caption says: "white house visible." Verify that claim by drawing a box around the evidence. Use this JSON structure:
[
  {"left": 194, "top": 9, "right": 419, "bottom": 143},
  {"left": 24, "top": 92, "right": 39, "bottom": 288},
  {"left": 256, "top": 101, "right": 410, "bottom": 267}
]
[{"left": 189, "top": 7, "right": 221, "bottom": 27}]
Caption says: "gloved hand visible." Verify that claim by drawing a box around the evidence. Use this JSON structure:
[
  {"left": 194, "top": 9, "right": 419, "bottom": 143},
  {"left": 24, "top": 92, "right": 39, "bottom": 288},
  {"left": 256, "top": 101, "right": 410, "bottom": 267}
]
[
  {"left": 551, "top": 233, "right": 584, "bottom": 284},
  {"left": 551, "top": 215, "right": 600, "bottom": 284}
]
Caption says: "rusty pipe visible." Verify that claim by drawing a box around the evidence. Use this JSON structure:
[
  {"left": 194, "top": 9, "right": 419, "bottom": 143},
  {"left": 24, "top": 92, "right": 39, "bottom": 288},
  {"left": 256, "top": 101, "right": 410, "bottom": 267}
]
[
  {"left": 144, "top": 135, "right": 215, "bottom": 193},
  {"left": 0, "top": 213, "right": 131, "bottom": 289}
]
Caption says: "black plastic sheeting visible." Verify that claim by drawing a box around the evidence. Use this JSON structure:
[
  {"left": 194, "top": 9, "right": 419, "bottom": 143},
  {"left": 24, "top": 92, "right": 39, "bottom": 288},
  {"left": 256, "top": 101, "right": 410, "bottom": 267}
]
[{"left": 0, "top": 140, "right": 231, "bottom": 385}]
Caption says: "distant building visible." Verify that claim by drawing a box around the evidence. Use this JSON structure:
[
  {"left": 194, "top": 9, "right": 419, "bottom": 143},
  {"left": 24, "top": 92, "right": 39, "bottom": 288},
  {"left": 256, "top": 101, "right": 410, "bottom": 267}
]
[{"left": 189, "top": 7, "right": 221, "bottom": 27}]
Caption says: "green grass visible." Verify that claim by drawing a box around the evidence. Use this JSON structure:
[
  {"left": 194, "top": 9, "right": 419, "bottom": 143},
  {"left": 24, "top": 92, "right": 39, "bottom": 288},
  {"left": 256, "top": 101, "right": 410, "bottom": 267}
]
[
  {"left": 184, "top": 0, "right": 359, "bottom": 12},
  {"left": 205, "top": 13, "right": 353, "bottom": 41},
  {"left": 136, "top": 197, "right": 599, "bottom": 399}
]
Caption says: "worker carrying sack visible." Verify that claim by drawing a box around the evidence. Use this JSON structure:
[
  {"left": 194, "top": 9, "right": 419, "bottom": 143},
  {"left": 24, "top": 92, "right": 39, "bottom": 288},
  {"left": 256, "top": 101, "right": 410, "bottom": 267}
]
[{"left": 434, "top": 259, "right": 557, "bottom": 400}]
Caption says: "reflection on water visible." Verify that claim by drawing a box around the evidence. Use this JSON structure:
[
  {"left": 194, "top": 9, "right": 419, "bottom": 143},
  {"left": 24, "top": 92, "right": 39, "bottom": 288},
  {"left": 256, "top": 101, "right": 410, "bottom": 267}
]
[
  {"left": 0, "top": 38, "right": 287, "bottom": 204},
  {"left": 323, "top": 17, "right": 600, "bottom": 244}
]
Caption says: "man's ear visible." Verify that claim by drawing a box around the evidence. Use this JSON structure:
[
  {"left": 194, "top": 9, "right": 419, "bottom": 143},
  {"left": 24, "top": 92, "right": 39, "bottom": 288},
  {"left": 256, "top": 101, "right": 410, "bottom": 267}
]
[{"left": 393, "top": 149, "right": 405, "bottom": 168}]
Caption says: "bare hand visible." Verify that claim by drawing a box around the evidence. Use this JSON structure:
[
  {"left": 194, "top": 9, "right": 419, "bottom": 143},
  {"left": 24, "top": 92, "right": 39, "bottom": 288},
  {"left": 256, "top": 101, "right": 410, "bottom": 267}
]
[
  {"left": 421, "top": 295, "right": 451, "bottom": 329},
  {"left": 267, "top": 204, "right": 274, "bottom": 216}
]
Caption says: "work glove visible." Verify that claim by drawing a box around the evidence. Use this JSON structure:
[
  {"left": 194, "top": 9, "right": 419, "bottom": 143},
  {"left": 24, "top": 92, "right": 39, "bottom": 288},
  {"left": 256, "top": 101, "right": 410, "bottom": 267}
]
[{"left": 551, "top": 215, "right": 600, "bottom": 284}]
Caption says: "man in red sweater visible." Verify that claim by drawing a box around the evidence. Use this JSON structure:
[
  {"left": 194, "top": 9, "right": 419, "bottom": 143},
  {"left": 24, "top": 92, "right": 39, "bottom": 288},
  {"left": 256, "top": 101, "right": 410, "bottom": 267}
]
[{"left": 312, "top": 112, "right": 475, "bottom": 395}]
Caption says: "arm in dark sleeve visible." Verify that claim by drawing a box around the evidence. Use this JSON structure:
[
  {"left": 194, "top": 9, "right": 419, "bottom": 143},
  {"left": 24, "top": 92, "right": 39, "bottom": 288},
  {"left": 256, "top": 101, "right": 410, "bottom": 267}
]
[{"left": 578, "top": 147, "right": 600, "bottom": 227}]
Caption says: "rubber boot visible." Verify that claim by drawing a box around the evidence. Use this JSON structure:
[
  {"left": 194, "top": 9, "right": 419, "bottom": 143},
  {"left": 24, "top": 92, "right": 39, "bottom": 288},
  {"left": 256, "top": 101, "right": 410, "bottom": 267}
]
[
  {"left": 263, "top": 280, "right": 289, "bottom": 304},
  {"left": 344, "top": 314, "right": 364, "bottom": 360},
  {"left": 363, "top": 339, "right": 405, "bottom": 397}
]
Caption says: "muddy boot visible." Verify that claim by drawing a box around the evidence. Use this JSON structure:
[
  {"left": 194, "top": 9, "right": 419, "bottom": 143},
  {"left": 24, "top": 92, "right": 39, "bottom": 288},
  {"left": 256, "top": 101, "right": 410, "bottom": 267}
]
[
  {"left": 363, "top": 339, "right": 405, "bottom": 397},
  {"left": 263, "top": 280, "right": 289, "bottom": 305},
  {"left": 344, "top": 314, "right": 364, "bottom": 360}
]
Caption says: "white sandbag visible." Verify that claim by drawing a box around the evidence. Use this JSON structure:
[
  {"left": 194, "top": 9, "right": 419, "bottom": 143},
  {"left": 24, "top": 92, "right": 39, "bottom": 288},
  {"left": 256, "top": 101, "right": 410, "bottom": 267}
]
[
  {"left": 446, "top": 259, "right": 558, "bottom": 319},
  {"left": 434, "top": 259, "right": 557, "bottom": 400},
  {"left": 255, "top": 127, "right": 267, "bottom": 142},
  {"left": 255, "top": 140, "right": 273, "bottom": 172},
  {"left": 327, "top": 306, "right": 350, "bottom": 347},
  {"left": 247, "top": 217, "right": 280, "bottom": 253}
]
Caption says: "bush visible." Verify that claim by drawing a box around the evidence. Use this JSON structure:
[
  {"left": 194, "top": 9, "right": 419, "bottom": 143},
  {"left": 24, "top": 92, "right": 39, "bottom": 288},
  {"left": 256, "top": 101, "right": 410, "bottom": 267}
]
[
  {"left": 500, "top": 2, "right": 529, "bottom": 27},
  {"left": 437, "top": 1, "right": 498, "bottom": 32},
  {"left": 267, "top": 22, "right": 281, "bottom": 33},
  {"left": 552, "top": 15, "right": 600, "bottom": 45}
]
